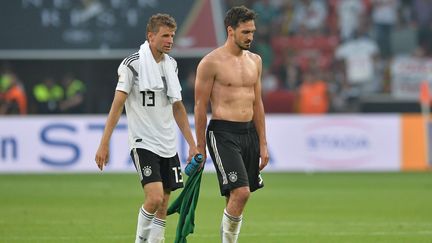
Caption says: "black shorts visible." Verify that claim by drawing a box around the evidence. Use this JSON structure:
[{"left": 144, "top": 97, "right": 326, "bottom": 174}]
[
  {"left": 130, "top": 148, "right": 184, "bottom": 191},
  {"left": 206, "top": 120, "right": 264, "bottom": 196}
]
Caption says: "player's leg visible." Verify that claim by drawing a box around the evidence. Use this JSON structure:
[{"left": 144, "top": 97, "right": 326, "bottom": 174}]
[
  {"left": 135, "top": 182, "right": 164, "bottom": 243},
  {"left": 148, "top": 190, "right": 171, "bottom": 243},
  {"left": 222, "top": 186, "right": 250, "bottom": 243},
  {"left": 147, "top": 154, "right": 183, "bottom": 243},
  {"left": 226, "top": 186, "right": 250, "bottom": 216},
  {"left": 243, "top": 128, "right": 264, "bottom": 193},
  {"left": 131, "top": 148, "right": 164, "bottom": 243},
  {"left": 135, "top": 206, "right": 155, "bottom": 243},
  {"left": 221, "top": 126, "right": 264, "bottom": 243},
  {"left": 143, "top": 182, "right": 165, "bottom": 212},
  {"left": 206, "top": 127, "right": 249, "bottom": 243}
]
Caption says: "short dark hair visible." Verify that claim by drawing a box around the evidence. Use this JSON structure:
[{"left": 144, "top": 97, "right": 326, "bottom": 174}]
[
  {"left": 146, "top": 13, "right": 177, "bottom": 37},
  {"left": 224, "top": 6, "right": 256, "bottom": 30}
]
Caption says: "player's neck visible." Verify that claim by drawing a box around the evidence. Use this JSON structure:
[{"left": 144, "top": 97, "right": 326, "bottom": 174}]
[
  {"left": 150, "top": 47, "right": 164, "bottom": 63},
  {"left": 224, "top": 41, "right": 244, "bottom": 57}
]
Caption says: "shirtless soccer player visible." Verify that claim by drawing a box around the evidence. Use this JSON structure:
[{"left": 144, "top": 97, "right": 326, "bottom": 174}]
[{"left": 194, "top": 6, "right": 269, "bottom": 243}]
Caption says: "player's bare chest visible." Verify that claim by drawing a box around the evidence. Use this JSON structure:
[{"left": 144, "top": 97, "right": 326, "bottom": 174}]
[{"left": 217, "top": 59, "right": 257, "bottom": 87}]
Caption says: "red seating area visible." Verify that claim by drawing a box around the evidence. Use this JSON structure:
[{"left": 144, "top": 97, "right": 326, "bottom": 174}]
[
  {"left": 271, "top": 35, "right": 339, "bottom": 72},
  {"left": 271, "top": 36, "right": 339, "bottom": 53},
  {"left": 263, "top": 90, "right": 296, "bottom": 113},
  {"left": 266, "top": 35, "right": 339, "bottom": 113}
]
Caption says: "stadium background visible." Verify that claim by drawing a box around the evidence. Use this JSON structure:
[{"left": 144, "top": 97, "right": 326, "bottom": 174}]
[{"left": 1, "top": 0, "right": 432, "bottom": 242}]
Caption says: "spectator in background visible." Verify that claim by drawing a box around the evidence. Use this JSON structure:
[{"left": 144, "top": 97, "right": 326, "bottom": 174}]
[
  {"left": 412, "top": 0, "right": 432, "bottom": 56},
  {"left": 337, "top": 0, "right": 366, "bottom": 41},
  {"left": 0, "top": 71, "right": 27, "bottom": 115},
  {"left": 335, "top": 23, "right": 379, "bottom": 111},
  {"left": 292, "top": 0, "right": 328, "bottom": 34},
  {"left": 59, "top": 73, "right": 86, "bottom": 113},
  {"left": 297, "top": 70, "right": 329, "bottom": 114},
  {"left": 252, "top": 0, "right": 278, "bottom": 25},
  {"left": 33, "top": 77, "right": 63, "bottom": 114},
  {"left": 371, "top": 0, "right": 399, "bottom": 58},
  {"left": 277, "top": 0, "right": 296, "bottom": 36},
  {"left": 252, "top": 33, "right": 273, "bottom": 70},
  {"left": 252, "top": 0, "right": 279, "bottom": 35},
  {"left": 261, "top": 67, "right": 279, "bottom": 95},
  {"left": 277, "top": 50, "right": 302, "bottom": 90}
]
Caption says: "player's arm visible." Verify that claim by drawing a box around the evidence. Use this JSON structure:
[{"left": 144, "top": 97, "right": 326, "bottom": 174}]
[
  {"left": 194, "top": 57, "right": 216, "bottom": 159},
  {"left": 173, "top": 101, "right": 198, "bottom": 162},
  {"left": 252, "top": 55, "right": 269, "bottom": 171},
  {"left": 95, "top": 61, "right": 132, "bottom": 171},
  {"left": 95, "top": 90, "right": 127, "bottom": 171}
]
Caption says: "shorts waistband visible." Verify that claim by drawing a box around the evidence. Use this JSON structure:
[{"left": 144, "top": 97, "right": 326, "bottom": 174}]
[{"left": 207, "top": 120, "right": 255, "bottom": 133}]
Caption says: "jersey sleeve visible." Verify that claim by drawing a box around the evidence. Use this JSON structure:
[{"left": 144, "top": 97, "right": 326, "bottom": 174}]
[
  {"left": 116, "top": 63, "right": 133, "bottom": 94},
  {"left": 169, "top": 56, "right": 178, "bottom": 75},
  {"left": 168, "top": 56, "right": 182, "bottom": 101}
]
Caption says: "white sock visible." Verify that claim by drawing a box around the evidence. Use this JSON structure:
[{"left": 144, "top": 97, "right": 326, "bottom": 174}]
[
  {"left": 148, "top": 217, "right": 166, "bottom": 243},
  {"left": 135, "top": 206, "right": 155, "bottom": 243},
  {"left": 221, "top": 208, "right": 243, "bottom": 243}
]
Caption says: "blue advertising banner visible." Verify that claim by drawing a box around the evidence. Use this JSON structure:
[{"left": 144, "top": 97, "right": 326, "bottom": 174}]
[{"left": 0, "top": 115, "right": 403, "bottom": 173}]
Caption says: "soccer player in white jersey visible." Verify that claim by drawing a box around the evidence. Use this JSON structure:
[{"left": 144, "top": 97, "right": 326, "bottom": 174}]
[{"left": 95, "top": 14, "right": 198, "bottom": 243}]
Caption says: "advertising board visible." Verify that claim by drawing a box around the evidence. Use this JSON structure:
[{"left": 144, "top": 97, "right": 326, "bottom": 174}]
[{"left": 0, "top": 115, "right": 410, "bottom": 173}]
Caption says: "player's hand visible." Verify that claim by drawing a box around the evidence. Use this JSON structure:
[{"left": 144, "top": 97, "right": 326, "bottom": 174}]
[
  {"left": 95, "top": 144, "right": 109, "bottom": 171},
  {"left": 187, "top": 146, "right": 200, "bottom": 164},
  {"left": 197, "top": 144, "right": 207, "bottom": 161},
  {"left": 259, "top": 144, "right": 269, "bottom": 171},
  {"left": 196, "top": 145, "right": 207, "bottom": 170}
]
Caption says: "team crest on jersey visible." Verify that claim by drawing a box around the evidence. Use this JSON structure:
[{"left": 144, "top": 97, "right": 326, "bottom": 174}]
[
  {"left": 142, "top": 166, "right": 152, "bottom": 177},
  {"left": 228, "top": 172, "right": 238, "bottom": 183}
]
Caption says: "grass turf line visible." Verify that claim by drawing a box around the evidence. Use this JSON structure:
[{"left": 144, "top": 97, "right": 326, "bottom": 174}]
[{"left": 0, "top": 172, "right": 431, "bottom": 243}]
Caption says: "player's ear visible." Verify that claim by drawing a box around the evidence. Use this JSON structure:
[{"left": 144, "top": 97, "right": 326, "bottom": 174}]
[
  {"left": 147, "top": 32, "right": 154, "bottom": 42},
  {"left": 227, "top": 26, "right": 234, "bottom": 36}
]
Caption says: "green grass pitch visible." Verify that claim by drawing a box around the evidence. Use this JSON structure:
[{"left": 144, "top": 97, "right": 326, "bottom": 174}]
[{"left": 1, "top": 172, "right": 431, "bottom": 243}]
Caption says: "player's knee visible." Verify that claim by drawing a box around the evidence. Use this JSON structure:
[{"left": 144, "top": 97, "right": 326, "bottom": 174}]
[
  {"left": 145, "top": 192, "right": 164, "bottom": 211},
  {"left": 231, "top": 187, "right": 250, "bottom": 204}
]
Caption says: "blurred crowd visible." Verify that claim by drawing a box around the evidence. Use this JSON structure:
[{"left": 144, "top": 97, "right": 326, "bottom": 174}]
[
  {"left": 223, "top": 0, "right": 432, "bottom": 113},
  {"left": 0, "top": 63, "right": 86, "bottom": 115},
  {"left": 1, "top": 0, "right": 432, "bottom": 115}
]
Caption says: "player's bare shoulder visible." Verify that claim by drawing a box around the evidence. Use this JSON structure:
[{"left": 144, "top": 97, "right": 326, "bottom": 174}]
[
  {"left": 245, "top": 50, "right": 262, "bottom": 66},
  {"left": 202, "top": 47, "right": 225, "bottom": 64},
  {"left": 197, "top": 47, "right": 224, "bottom": 74}
]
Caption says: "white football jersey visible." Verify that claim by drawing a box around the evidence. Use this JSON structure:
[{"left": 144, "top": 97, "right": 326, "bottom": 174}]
[{"left": 116, "top": 52, "right": 181, "bottom": 157}]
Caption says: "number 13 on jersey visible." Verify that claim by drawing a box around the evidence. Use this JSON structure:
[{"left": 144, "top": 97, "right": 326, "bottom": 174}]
[{"left": 140, "top": 91, "right": 155, "bottom": 106}]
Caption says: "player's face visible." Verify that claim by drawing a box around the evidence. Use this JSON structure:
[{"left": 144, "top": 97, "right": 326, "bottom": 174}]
[
  {"left": 149, "top": 25, "right": 175, "bottom": 54},
  {"left": 233, "top": 20, "right": 255, "bottom": 50}
]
